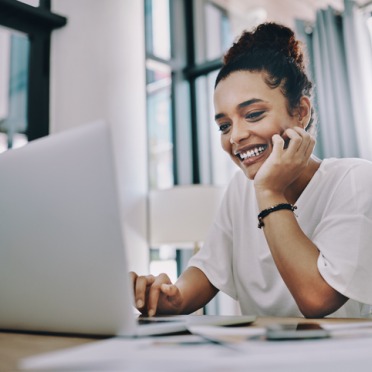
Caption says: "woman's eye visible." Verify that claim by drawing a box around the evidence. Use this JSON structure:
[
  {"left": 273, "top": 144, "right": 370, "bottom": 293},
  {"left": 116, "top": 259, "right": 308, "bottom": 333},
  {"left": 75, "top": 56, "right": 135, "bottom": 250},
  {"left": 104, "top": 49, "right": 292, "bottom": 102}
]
[
  {"left": 218, "top": 123, "right": 230, "bottom": 133},
  {"left": 245, "top": 111, "right": 264, "bottom": 121}
]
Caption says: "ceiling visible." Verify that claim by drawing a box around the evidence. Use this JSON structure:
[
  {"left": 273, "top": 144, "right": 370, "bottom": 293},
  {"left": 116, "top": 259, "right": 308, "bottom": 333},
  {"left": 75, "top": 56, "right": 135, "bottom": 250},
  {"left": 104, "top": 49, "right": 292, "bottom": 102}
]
[{"left": 211, "top": 0, "right": 372, "bottom": 34}]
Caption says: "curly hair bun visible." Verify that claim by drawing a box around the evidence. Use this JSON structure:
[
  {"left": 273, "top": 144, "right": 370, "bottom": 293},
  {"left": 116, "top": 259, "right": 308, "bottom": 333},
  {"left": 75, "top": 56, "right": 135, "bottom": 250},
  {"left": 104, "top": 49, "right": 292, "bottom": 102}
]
[{"left": 224, "top": 22, "right": 305, "bottom": 71}]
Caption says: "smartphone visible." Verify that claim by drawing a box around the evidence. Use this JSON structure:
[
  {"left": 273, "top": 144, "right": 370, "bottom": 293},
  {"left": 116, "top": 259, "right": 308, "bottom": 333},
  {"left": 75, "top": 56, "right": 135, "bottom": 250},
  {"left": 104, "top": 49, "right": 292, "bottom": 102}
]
[{"left": 266, "top": 323, "right": 330, "bottom": 340}]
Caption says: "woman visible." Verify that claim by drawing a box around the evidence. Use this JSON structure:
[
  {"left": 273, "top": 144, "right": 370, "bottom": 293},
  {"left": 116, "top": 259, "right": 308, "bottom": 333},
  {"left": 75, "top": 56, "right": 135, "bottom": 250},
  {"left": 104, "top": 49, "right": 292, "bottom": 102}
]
[{"left": 131, "top": 22, "right": 372, "bottom": 318}]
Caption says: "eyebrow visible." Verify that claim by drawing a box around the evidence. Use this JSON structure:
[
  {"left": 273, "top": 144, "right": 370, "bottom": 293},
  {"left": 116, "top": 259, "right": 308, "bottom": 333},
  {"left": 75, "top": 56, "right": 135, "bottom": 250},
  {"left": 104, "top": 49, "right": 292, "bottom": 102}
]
[
  {"left": 214, "top": 98, "right": 266, "bottom": 121},
  {"left": 237, "top": 98, "right": 265, "bottom": 109}
]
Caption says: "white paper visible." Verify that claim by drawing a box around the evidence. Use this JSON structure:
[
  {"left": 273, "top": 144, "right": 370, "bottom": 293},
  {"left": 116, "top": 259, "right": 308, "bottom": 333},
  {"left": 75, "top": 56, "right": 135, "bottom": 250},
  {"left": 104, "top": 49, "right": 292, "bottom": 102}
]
[{"left": 20, "top": 328, "right": 372, "bottom": 371}]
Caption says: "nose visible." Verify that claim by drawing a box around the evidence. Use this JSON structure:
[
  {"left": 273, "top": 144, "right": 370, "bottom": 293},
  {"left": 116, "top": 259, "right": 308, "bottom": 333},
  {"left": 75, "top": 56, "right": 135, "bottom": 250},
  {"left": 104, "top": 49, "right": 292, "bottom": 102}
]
[{"left": 229, "top": 119, "right": 251, "bottom": 145}]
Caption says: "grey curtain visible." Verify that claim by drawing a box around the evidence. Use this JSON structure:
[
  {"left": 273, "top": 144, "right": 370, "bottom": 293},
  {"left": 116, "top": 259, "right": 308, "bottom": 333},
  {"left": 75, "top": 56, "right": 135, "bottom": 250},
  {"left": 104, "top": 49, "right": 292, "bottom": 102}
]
[{"left": 296, "top": 0, "right": 372, "bottom": 160}]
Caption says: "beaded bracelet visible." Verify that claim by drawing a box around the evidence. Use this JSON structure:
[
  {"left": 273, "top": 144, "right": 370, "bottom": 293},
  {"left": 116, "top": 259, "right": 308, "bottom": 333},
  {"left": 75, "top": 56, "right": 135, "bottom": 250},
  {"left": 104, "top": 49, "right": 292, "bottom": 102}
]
[{"left": 257, "top": 203, "right": 297, "bottom": 229}]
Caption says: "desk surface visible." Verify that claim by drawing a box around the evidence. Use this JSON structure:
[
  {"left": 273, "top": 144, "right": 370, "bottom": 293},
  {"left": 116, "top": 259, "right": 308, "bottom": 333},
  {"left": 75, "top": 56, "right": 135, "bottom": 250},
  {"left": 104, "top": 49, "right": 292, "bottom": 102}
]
[
  {"left": 0, "top": 332, "right": 97, "bottom": 371},
  {"left": 1, "top": 317, "right": 371, "bottom": 371}
]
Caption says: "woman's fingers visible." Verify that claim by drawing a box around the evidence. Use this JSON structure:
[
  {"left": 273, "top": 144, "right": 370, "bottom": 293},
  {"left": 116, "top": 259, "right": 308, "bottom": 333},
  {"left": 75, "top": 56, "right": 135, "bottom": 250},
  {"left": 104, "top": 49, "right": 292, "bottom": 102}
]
[
  {"left": 130, "top": 272, "right": 181, "bottom": 316},
  {"left": 282, "top": 127, "right": 314, "bottom": 160},
  {"left": 271, "top": 133, "right": 285, "bottom": 155},
  {"left": 132, "top": 274, "right": 155, "bottom": 311},
  {"left": 282, "top": 128, "right": 303, "bottom": 154},
  {"left": 160, "top": 283, "right": 179, "bottom": 296},
  {"left": 147, "top": 274, "right": 172, "bottom": 317}
]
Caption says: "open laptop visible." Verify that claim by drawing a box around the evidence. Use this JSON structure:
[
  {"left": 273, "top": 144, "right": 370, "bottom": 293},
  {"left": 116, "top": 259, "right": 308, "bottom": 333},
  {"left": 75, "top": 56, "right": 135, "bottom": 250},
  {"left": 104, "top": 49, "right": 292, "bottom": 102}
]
[{"left": 0, "top": 121, "right": 255, "bottom": 337}]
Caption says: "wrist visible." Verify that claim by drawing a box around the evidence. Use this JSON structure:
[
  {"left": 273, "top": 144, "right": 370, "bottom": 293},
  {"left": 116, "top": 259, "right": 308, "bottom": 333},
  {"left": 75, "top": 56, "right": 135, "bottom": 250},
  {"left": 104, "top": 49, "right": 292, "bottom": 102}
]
[
  {"left": 257, "top": 203, "right": 297, "bottom": 229},
  {"left": 255, "top": 189, "right": 287, "bottom": 210}
]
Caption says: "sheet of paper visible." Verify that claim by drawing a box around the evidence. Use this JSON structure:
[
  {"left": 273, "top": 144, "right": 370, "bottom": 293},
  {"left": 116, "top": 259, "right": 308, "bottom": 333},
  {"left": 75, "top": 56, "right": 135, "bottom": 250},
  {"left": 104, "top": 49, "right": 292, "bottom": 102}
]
[
  {"left": 187, "top": 324, "right": 266, "bottom": 344},
  {"left": 20, "top": 329, "right": 372, "bottom": 371}
]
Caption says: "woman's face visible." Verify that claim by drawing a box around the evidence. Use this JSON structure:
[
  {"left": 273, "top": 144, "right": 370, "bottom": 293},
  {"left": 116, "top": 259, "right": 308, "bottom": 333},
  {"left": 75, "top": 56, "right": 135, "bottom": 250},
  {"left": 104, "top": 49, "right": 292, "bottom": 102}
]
[{"left": 214, "top": 70, "right": 299, "bottom": 180}]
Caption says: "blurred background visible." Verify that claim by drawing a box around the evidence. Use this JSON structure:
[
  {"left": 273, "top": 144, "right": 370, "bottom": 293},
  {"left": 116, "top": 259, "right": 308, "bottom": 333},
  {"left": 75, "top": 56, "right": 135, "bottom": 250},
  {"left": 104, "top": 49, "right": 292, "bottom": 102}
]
[{"left": 1, "top": 0, "right": 371, "bottom": 314}]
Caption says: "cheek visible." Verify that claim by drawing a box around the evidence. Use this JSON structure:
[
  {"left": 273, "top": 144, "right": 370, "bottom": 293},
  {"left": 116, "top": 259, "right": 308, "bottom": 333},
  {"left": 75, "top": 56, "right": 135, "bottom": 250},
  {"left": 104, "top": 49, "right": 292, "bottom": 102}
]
[
  {"left": 221, "top": 136, "right": 231, "bottom": 153},
  {"left": 258, "top": 117, "right": 287, "bottom": 138}
]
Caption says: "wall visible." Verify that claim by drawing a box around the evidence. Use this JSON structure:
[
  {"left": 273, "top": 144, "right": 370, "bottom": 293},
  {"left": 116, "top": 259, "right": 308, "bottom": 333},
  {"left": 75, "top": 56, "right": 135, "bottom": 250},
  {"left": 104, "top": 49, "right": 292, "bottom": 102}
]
[{"left": 50, "top": 0, "right": 149, "bottom": 273}]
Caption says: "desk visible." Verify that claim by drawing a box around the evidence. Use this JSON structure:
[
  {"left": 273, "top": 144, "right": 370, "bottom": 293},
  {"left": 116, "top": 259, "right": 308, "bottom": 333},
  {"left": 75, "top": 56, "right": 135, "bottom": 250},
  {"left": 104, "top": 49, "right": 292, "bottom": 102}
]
[
  {"left": 0, "top": 332, "right": 97, "bottom": 371},
  {"left": 1, "top": 317, "right": 372, "bottom": 371}
]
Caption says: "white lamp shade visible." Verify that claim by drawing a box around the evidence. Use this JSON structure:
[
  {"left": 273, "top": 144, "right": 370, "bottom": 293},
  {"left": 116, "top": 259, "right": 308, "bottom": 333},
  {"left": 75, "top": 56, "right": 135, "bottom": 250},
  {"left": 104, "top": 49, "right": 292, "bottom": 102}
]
[{"left": 149, "top": 185, "right": 225, "bottom": 247}]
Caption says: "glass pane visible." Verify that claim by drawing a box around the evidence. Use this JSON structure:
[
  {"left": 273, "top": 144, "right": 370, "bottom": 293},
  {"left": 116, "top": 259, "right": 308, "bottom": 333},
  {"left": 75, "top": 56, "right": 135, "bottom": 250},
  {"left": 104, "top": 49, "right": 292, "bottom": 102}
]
[
  {"left": 205, "top": 2, "right": 232, "bottom": 61},
  {"left": 196, "top": 71, "right": 236, "bottom": 186},
  {"left": 145, "top": 0, "right": 171, "bottom": 60},
  {"left": 368, "top": 16, "right": 372, "bottom": 42},
  {"left": 17, "top": 0, "right": 40, "bottom": 6},
  {"left": 146, "top": 60, "right": 174, "bottom": 189},
  {"left": 0, "top": 27, "right": 29, "bottom": 153},
  {"left": 194, "top": 1, "right": 232, "bottom": 64}
]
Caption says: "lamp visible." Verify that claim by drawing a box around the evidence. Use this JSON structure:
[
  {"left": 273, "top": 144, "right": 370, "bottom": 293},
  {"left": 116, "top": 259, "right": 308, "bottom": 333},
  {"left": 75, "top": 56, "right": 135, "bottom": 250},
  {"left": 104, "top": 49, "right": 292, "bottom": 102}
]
[{"left": 149, "top": 185, "right": 225, "bottom": 254}]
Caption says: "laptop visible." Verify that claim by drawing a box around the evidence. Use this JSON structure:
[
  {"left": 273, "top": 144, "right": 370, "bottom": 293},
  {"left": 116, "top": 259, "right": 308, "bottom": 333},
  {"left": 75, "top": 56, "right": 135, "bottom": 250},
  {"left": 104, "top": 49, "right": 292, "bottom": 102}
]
[{"left": 0, "top": 121, "right": 255, "bottom": 337}]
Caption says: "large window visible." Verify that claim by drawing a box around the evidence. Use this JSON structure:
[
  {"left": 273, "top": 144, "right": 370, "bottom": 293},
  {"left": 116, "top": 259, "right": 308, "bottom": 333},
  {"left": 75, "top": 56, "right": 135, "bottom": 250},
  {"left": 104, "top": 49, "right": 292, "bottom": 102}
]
[
  {"left": 145, "top": 0, "right": 174, "bottom": 190},
  {"left": 187, "top": 0, "right": 236, "bottom": 185},
  {"left": 145, "top": 0, "right": 177, "bottom": 281},
  {"left": 145, "top": 0, "right": 262, "bottom": 315},
  {"left": 144, "top": 0, "right": 237, "bottom": 288},
  {"left": 0, "top": 0, "right": 66, "bottom": 151}
]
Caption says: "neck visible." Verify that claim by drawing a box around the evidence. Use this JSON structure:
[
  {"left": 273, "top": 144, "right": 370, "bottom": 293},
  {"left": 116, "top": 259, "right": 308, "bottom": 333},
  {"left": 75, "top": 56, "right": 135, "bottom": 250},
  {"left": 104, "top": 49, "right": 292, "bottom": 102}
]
[{"left": 284, "top": 155, "right": 321, "bottom": 204}]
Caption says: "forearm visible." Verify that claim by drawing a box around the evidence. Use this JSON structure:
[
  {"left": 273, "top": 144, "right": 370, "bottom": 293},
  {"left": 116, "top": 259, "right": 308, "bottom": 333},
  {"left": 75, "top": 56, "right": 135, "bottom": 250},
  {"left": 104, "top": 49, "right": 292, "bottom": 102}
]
[
  {"left": 256, "top": 191, "right": 348, "bottom": 317},
  {"left": 175, "top": 266, "right": 218, "bottom": 314}
]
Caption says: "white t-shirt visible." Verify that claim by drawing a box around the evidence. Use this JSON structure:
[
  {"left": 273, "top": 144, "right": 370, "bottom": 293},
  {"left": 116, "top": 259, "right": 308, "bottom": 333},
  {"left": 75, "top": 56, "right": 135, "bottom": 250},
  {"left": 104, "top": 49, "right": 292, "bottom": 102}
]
[{"left": 188, "top": 158, "right": 372, "bottom": 318}]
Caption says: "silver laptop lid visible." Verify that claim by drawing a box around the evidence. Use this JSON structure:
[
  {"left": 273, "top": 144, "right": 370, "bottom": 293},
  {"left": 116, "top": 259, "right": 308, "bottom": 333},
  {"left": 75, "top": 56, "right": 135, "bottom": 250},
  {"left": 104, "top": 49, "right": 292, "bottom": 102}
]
[{"left": 0, "top": 121, "right": 136, "bottom": 336}]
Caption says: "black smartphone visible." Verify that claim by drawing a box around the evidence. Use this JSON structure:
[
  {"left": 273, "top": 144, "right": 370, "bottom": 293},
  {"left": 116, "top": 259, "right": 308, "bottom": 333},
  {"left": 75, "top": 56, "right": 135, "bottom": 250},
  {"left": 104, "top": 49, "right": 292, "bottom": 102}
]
[{"left": 266, "top": 323, "right": 330, "bottom": 340}]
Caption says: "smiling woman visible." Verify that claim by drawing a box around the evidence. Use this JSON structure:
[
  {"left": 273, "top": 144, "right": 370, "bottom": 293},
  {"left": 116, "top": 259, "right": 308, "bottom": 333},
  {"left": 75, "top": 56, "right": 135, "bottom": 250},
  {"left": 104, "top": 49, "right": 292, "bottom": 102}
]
[
  {"left": 131, "top": 22, "right": 372, "bottom": 320},
  {"left": 213, "top": 71, "right": 312, "bottom": 181}
]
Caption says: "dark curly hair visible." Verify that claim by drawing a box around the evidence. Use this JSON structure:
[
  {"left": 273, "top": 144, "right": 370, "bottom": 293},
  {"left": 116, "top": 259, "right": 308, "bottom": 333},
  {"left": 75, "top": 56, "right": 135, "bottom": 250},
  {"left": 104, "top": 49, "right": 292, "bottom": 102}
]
[{"left": 215, "top": 22, "right": 315, "bottom": 133}]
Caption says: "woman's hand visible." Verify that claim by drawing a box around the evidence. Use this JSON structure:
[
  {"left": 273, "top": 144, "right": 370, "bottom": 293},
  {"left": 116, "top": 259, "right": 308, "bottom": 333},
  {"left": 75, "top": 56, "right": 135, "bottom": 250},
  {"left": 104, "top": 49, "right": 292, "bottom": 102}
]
[
  {"left": 254, "top": 127, "right": 315, "bottom": 196},
  {"left": 129, "top": 272, "right": 183, "bottom": 317}
]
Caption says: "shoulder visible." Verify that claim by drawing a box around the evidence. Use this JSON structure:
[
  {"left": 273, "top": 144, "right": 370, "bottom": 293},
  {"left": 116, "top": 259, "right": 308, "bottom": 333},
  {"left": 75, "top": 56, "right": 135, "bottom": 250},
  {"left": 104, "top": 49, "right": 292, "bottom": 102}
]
[
  {"left": 320, "top": 158, "right": 372, "bottom": 182},
  {"left": 321, "top": 157, "right": 372, "bottom": 172},
  {"left": 318, "top": 158, "right": 372, "bottom": 201}
]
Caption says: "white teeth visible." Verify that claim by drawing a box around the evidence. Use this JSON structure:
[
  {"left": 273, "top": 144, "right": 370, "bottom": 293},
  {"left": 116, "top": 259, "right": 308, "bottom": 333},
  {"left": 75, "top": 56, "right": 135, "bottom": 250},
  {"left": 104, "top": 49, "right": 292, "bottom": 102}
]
[{"left": 239, "top": 146, "right": 266, "bottom": 160}]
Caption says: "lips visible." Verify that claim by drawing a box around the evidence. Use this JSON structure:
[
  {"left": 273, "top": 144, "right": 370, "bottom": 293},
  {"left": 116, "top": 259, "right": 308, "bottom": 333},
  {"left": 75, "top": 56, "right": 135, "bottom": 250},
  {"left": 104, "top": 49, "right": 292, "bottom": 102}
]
[{"left": 234, "top": 144, "right": 268, "bottom": 162}]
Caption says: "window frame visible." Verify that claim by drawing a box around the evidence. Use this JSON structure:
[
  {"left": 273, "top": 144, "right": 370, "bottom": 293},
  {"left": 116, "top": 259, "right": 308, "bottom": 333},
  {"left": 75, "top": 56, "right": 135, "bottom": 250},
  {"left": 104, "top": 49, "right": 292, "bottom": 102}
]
[{"left": 0, "top": 0, "right": 67, "bottom": 141}]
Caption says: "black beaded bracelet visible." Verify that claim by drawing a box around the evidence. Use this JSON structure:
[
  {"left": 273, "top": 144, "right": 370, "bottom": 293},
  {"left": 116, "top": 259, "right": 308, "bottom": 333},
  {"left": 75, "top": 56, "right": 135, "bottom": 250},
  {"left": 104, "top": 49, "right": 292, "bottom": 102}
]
[{"left": 257, "top": 203, "right": 297, "bottom": 229}]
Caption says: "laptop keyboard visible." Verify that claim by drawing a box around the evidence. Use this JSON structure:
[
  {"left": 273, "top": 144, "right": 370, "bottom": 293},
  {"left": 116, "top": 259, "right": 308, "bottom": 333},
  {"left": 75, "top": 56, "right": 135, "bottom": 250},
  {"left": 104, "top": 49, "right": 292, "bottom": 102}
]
[{"left": 137, "top": 318, "right": 179, "bottom": 325}]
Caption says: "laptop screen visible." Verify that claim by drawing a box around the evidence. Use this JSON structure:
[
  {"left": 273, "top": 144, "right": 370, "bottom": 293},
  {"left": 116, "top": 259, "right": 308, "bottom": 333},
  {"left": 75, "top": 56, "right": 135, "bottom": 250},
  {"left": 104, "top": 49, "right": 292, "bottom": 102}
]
[{"left": 0, "top": 121, "right": 137, "bottom": 336}]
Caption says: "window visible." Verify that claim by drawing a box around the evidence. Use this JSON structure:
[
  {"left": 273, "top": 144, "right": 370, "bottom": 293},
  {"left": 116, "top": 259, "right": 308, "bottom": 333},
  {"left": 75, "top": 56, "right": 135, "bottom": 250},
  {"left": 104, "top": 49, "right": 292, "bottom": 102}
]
[
  {"left": 0, "top": 27, "right": 29, "bottom": 152},
  {"left": 187, "top": 0, "right": 236, "bottom": 185},
  {"left": 145, "top": 0, "right": 174, "bottom": 190},
  {"left": 0, "top": 0, "right": 66, "bottom": 151},
  {"left": 145, "top": 0, "right": 177, "bottom": 282},
  {"left": 17, "top": 0, "right": 40, "bottom": 6},
  {"left": 145, "top": 0, "right": 237, "bottom": 283}
]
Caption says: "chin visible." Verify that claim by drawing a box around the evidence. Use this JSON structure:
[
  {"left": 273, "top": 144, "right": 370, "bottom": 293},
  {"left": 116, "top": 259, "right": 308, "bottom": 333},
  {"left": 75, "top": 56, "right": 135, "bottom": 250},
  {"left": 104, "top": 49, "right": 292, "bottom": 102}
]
[
  {"left": 245, "top": 170, "right": 256, "bottom": 180},
  {"left": 238, "top": 162, "right": 260, "bottom": 180},
  {"left": 240, "top": 166, "right": 256, "bottom": 180}
]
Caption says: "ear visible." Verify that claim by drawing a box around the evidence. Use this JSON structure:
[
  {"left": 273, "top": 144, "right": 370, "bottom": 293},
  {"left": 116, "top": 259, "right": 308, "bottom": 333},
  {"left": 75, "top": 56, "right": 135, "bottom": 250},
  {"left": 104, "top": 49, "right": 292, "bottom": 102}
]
[{"left": 297, "top": 96, "right": 311, "bottom": 129}]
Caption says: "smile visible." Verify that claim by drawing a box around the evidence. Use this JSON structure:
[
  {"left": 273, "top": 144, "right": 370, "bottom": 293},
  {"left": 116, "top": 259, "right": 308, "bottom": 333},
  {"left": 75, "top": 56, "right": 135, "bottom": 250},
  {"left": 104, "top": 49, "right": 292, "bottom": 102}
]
[{"left": 235, "top": 145, "right": 267, "bottom": 161}]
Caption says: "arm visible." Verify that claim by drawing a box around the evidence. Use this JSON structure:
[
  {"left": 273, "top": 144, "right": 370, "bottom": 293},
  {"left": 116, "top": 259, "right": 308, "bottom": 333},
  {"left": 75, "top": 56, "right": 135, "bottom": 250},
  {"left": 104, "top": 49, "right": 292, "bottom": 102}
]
[
  {"left": 254, "top": 128, "right": 347, "bottom": 317},
  {"left": 130, "top": 266, "right": 218, "bottom": 316},
  {"left": 255, "top": 194, "right": 347, "bottom": 317}
]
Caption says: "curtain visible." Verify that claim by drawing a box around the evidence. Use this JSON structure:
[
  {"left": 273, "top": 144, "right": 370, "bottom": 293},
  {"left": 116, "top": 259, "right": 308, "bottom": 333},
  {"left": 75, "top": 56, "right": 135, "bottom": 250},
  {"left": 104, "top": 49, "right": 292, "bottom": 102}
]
[{"left": 296, "top": 0, "right": 372, "bottom": 160}]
